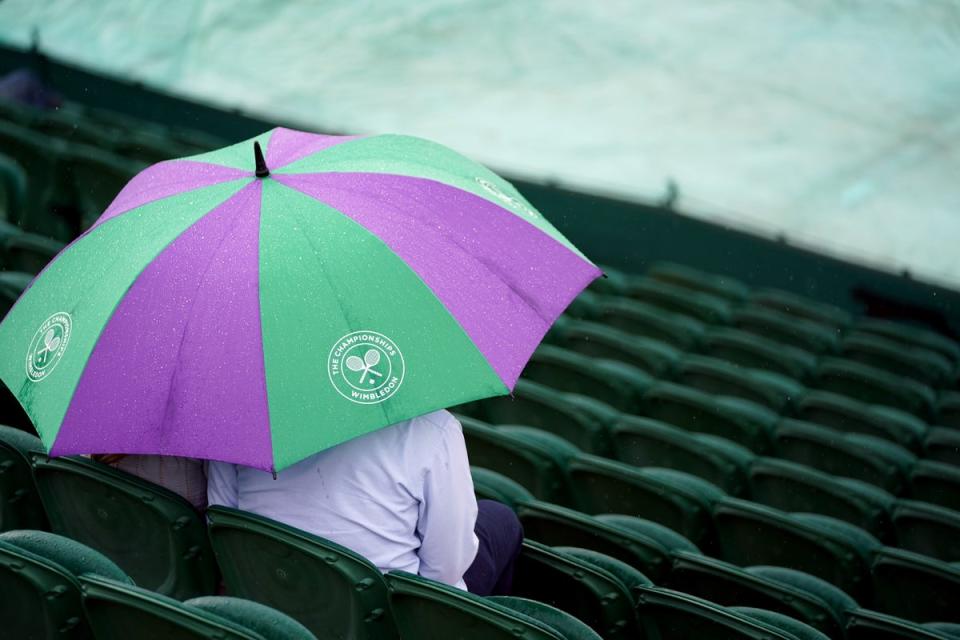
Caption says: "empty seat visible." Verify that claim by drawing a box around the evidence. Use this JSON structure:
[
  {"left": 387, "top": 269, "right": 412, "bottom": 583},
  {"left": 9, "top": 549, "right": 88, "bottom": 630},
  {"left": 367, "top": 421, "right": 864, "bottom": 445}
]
[
  {"left": 0, "top": 220, "right": 64, "bottom": 274},
  {"left": 471, "top": 467, "right": 535, "bottom": 510},
  {"left": 522, "top": 344, "right": 652, "bottom": 412},
  {"left": 664, "top": 552, "right": 854, "bottom": 639},
  {"left": 732, "top": 306, "right": 840, "bottom": 354},
  {"left": 856, "top": 318, "right": 960, "bottom": 369},
  {"left": 567, "top": 455, "right": 723, "bottom": 547},
  {"left": 891, "top": 500, "right": 960, "bottom": 563},
  {"left": 32, "top": 455, "right": 218, "bottom": 599},
  {"left": 81, "top": 574, "right": 317, "bottom": 640},
  {"left": 674, "top": 354, "right": 805, "bottom": 413},
  {"left": 556, "top": 319, "right": 681, "bottom": 377},
  {"left": 512, "top": 541, "right": 642, "bottom": 640},
  {"left": 924, "top": 427, "right": 960, "bottom": 467},
  {"left": 732, "top": 606, "right": 832, "bottom": 640},
  {"left": 938, "top": 393, "right": 960, "bottom": 430},
  {"left": 841, "top": 332, "right": 954, "bottom": 388},
  {"left": 699, "top": 328, "right": 817, "bottom": 381},
  {"left": 846, "top": 608, "right": 960, "bottom": 640},
  {"left": 386, "top": 570, "right": 587, "bottom": 640},
  {"left": 749, "top": 289, "right": 852, "bottom": 330},
  {"left": 626, "top": 277, "right": 733, "bottom": 324},
  {"left": 646, "top": 261, "right": 750, "bottom": 303},
  {"left": 713, "top": 497, "right": 881, "bottom": 599},
  {"left": 467, "top": 379, "right": 619, "bottom": 455},
  {"left": 871, "top": 547, "right": 960, "bottom": 623},
  {"left": 562, "top": 290, "right": 599, "bottom": 320},
  {"left": 515, "top": 500, "right": 677, "bottom": 580},
  {"left": 593, "top": 295, "right": 706, "bottom": 349},
  {"left": 593, "top": 514, "right": 701, "bottom": 555},
  {"left": 487, "top": 596, "right": 603, "bottom": 640},
  {"left": 0, "top": 425, "right": 48, "bottom": 532},
  {"left": 461, "top": 417, "right": 574, "bottom": 503},
  {"left": 0, "top": 530, "right": 132, "bottom": 640},
  {"left": 640, "top": 381, "right": 778, "bottom": 452},
  {"left": 774, "top": 419, "right": 916, "bottom": 494},
  {"left": 812, "top": 358, "right": 936, "bottom": 419},
  {"left": 795, "top": 391, "right": 928, "bottom": 450},
  {"left": 746, "top": 457, "right": 895, "bottom": 536},
  {"left": 635, "top": 586, "right": 821, "bottom": 640},
  {"left": 206, "top": 505, "right": 397, "bottom": 640},
  {"left": 611, "top": 415, "right": 755, "bottom": 494},
  {"left": 908, "top": 461, "right": 960, "bottom": 512}
]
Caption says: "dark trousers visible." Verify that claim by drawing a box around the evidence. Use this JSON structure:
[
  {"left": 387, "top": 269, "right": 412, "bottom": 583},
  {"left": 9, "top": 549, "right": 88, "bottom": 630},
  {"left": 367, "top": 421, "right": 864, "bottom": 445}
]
[{"left": 463, "top": 500, "right": 524, "bottom": 596}]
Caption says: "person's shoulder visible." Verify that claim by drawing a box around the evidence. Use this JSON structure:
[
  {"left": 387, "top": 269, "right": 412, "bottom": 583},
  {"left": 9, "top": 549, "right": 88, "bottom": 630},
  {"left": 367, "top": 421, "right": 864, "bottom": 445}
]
[{"left": 405, "top": 410, "right": 462, "bottom": 442}]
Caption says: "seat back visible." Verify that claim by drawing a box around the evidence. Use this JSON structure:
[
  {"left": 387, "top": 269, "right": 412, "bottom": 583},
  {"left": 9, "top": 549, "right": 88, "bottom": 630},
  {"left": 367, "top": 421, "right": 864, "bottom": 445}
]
[
  {"left": 924, "top": 427, "right": 960, "bottom": 468},
  {"left": 812, "top": 358, "right": 935, "bottom": 419},
  {"left": 855, "top": 318, "right": 960, "bottom": 368},
  {"left": 0, "top": 530, "right": 130, "bottom": 640},
  {"left": 31, "top": 455, "right": 217, "bottom": 599},
  {"left": 512, "top": 541, "right": 641, "bottom": 640},
  {"left": 593, "top": 295, "right": 706, "bottom": 349},
  {"left": 488, "top": 596, "right": 603, "bottom": 640},
  {"left": 795, "top": 391, "right": 927, "bottom": 450},
  {"left": 646, "top": 262, "right": 750, "bottom": 303},
  {"left": 557, "top": 320, "right": 681, "bottom": 377},
  {"left": 908, "top": 460, "right": 960, "bottom": 512},
  {"left": 891, "top": 500, "right": 960, "bottom": 563},
  {"left": 841, "top": 332, "right": 953, "bottom": 387},
  {"left": 471, "top": 467, "right": 535, "bottom": 510},
  {"left": 626, "top": 278, "right": 733, "bottom": 323},
  {"left": 732, "top": 306, "right": 839, "bottom": 354},
  {"left": 871, "top": 548, "right": 960, "bottom": 623},
  {"left": 846, "top": 608, "right": 958, "bottom": 640},
  {"left": 206, "top": 505, "right": 398, "bottom": 640},
  {"left": 0, "top": 424, "right": 48, "bottom": 531},
  {"left": 748, "top": 289, "right": 851, "bottom": 329},
  {"left": 386, "top": 571, "right": 564, "bottom": 640},
  {"left": 699, "top": 327, "right": 816, "bottom": 380},
  {"left": 674, "top": 354, "right": 804, "bottom": 413}
]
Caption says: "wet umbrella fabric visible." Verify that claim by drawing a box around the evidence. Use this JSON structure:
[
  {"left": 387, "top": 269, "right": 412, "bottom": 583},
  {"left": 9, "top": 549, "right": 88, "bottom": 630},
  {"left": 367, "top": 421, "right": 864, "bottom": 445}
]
[{"left": 0, "top": 128, "right": 600, "bottom": 472}]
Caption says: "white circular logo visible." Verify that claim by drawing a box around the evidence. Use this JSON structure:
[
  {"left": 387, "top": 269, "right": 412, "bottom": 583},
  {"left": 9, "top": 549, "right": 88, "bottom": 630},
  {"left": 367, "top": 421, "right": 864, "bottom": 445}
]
[
  {"left": 475, "top": 177, "right": 537, "bottom": 217},
  {"left": 26, "top": 312, "right": 72, "bottom": 381},
  {"left": 327, "top": 331, "right": 405, "bottom": 404}
]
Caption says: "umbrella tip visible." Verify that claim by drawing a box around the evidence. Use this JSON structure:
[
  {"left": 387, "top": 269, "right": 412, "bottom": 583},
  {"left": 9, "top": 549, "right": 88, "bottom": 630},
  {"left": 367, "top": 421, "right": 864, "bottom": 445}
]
[{"left": 254, "top": 141, "right": 270, "bottom": 178}]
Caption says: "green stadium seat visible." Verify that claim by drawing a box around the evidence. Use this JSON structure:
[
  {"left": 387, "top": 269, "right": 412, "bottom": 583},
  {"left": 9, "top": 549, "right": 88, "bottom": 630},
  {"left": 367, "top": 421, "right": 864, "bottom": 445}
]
[
  {"left": 925, "top": 622, "right": 960, "bottom": 639},
  {"left": 674, "top": 354, "right": 805, "bottom": 413},
  {"left": 795, "top": 391, "right": 928, "bottom": 450},
  {"left": 626, "top": 277, "right": 734, "bottom": 324},
  {"left": 713, "top": 497, "right": 881, "bottom": 599},
  {"left": 593, "top": 514, "right": 701, "bottom": 555},
  {"left": 746, "top": 457, "right": 895, "bottom": 536},
  {"left": 925, "top": 427, "right": 960, "bottom": 467},
  {"left": 0, "top": 152, "right": 26, "bottom": 222},
  {"left": 554, "top": 319, "right": 681, "bottom": 377},
  {"left": 460, "top": 417, "right": 574, "bottom": 503},
  {"left": 59, "top": 143, "right": 146, "bottom": 231},
  {"left": 81, "top": 574, "right": 316, "bottom": 640},
  {"left": 870, "top": 547, "right": 960, "bottom": 623},
  {"left": 0, "top": 530, "right": 131, "bottom": 640},
  {"left": 588, "top": 265, "right": 630, "bottom": 296},
  {"left": 749, "top": 289, "right": 853, "bottom": 330},
  {"left": 562, "top": 290, "right": 599, "bottom": 320},
  {"left": 938, "top": 393, "right": 960, "bottom": 430},
  {"left": 846, "top": 608, "right": 960, "bottom": 640},
  {"left": 640, "top": 381, "right": 778, "bottom": 452},
  {"left": 511, "top": 541, "right": 642, "bottom": 640},
  {"left": 593, "top": 295, "right": 707, "bottom": 349},
  {"left": 521, "top": 344, "right": 652, "bottom": 412},
  {"left": 0, "top": 270, "right": 33, "bottom": 319},
  {"left": 664, "top": 552, "right": 854, "bottom": 639},
  {"left": 487, "top": 597, "right": 603, "bottom": 640},
  {"left": 731, "top": 607, "right": 832, "bottom": 640},
  {"left": 386, "top": 571, "right": 576, "bottom": 640},
  {"left": 0, "top": 220, "right": 64, "bottom": 274},
  {"left": 567, "top": 455, "right": 723, "bottom": 547},
  {"left": 0, "top": 120, "right": 70, "bottom": 239},
  {"left": 732, "top": 306, "right": 840, "bottom": 354},
  {"left": 891, "top": 500, "right": 960, "bottom": 563},
  {"left": 515, "top": 500, "right": 678, "bottom": 580},
  {"left": 205, "top": 505, "right": 397, "bottom": 640},
  {"left": 635, "top": 586, "right": 818, "bottom": 640},
  {"left": 611, "top": 415, "right": 755, "bottom": 494},
  {"left": 471, "top": 467, "right": 535, "bottom": 510},
  {"left": 31, "top": 454, "right": 218, "bottom": 599},
  {"left": 812, "top": 358, "right": 936, "bottom": 419},
  {"left": 856, "top": 318, "right": 960, "bottom": 369},
  {"left": 774, "top": 418, "right": 916, "bottom": 493},
  {"left": 699, "top": 327, "right": 817, "bottom": 381},
  {"left": 466, "top": 379, "right": 619, "bottom": 455},
  {"left": 646, "top": 261, "right": 750, "bottom": 303},
  {"left": 908, "top": 461, "right": 960, "bottom": 512},
  {"left": 0, "top": 425, "right": 47, "bottom": 532},
  {"left": 841, "top": 332, "right": 955, "bottom": 388}
]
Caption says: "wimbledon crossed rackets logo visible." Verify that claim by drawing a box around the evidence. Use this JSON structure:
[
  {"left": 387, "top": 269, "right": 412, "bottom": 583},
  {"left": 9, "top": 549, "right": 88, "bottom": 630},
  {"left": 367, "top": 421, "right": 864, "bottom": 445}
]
[
  {"left": 327, "top": 331, "right": 405, "bottom": 404},
  {"left": 26, "top": 312, "right": 72, "bottom": 381}
]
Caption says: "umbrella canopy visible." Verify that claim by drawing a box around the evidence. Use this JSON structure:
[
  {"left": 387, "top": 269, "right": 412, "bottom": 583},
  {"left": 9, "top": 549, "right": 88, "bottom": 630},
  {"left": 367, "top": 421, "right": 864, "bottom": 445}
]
[{"left": 0, "top": 128, "right": 600, "bottom": 472}]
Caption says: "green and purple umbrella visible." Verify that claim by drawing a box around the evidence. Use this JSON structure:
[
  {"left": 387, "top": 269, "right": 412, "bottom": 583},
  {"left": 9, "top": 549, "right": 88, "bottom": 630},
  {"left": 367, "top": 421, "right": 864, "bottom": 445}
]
[{"left": 0, "top": 128, "right": 600, "bottom": 472}]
